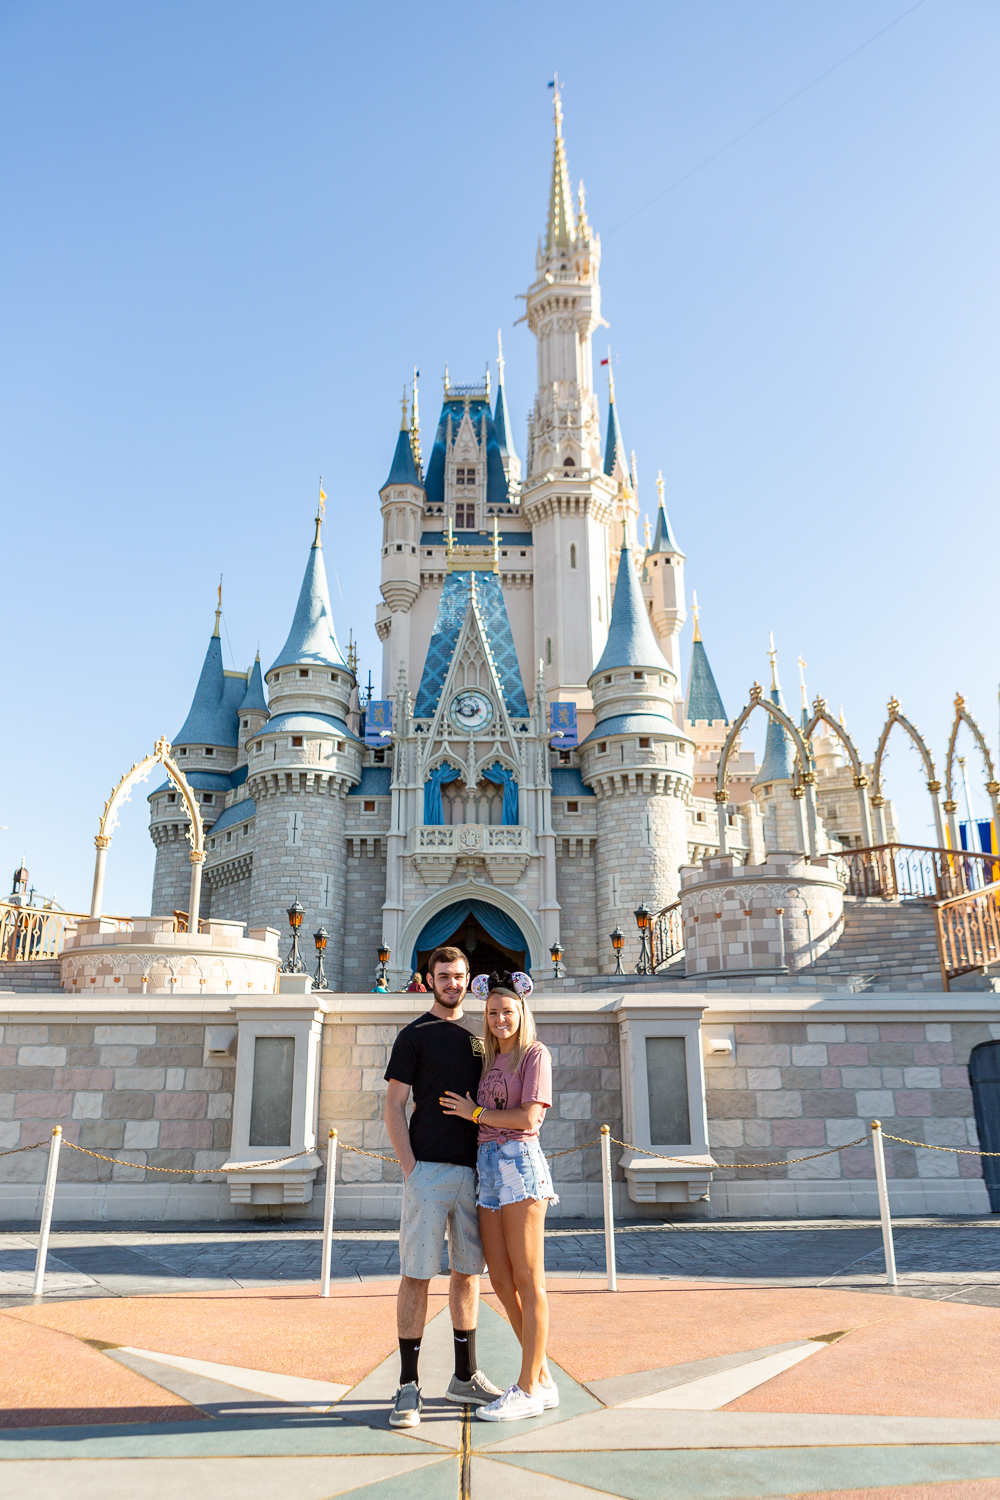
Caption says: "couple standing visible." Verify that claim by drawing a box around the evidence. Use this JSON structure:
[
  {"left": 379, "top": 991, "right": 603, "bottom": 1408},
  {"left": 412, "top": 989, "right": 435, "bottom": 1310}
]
[{"left": 383, "top": 944, "right": 558, "bottom": 1425}]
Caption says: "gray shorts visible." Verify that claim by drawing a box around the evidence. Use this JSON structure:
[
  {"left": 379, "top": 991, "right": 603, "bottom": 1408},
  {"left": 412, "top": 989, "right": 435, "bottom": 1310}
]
[{"left": 399, "top": 1160, "right": 485, "bottom": 1280}]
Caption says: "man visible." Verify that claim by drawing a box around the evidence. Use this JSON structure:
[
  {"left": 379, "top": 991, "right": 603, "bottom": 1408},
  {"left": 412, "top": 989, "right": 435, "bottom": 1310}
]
[{"left": 383, "top": 945, "right": 501, "bottom": 1427}]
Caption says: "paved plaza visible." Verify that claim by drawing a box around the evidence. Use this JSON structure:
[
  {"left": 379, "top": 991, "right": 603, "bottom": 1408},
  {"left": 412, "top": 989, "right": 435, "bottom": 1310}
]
[{"left": 0, "top": 1217, "right": 999, "bottom": 1498}]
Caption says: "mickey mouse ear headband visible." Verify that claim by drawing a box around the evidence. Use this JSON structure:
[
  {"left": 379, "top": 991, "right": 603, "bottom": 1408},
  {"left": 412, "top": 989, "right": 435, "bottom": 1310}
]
[{"left": 470, "top": 970, "right": 534, "bottom": 1000}]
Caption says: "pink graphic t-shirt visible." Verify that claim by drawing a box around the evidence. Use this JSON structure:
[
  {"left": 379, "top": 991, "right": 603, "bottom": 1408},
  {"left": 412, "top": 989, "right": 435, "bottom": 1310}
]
[{"left": 476, "top": 1041, "right": 553, "bottom": 1144}]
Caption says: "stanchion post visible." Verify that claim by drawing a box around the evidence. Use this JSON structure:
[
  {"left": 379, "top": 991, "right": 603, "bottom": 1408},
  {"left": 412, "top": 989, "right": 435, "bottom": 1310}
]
[
  {"left": 320, "top": 1128, "right": 337, "bottom": 1298},
  {"left": 32, "top": 1126, "right": 63, "bottom": 1297},
  {"left": 871, "top": 1119, "right": 897, "bottom": 1287},
  {"left": 600, "top": 1124, "right": 617, "bottom": 1292}
]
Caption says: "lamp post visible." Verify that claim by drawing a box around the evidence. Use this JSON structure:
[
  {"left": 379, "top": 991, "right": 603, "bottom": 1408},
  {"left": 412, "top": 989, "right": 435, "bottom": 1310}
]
[
  {"left": 549, "top": 941, "right": 564, "bottom": 979},
  {"left": 377, "top": 942, "right": 391, "bottom": 987},
  {"left": 313, "top": 926, "right": 329, "bottom": 991},
  {"left": 281, "top": 898, "right": 306, "bottom": 974},
  {"left": 634, "top": 903, "right": 653, "bottom": 976},
  {"left": 610, "top": 925, "right": 625, "bottom": 977}
]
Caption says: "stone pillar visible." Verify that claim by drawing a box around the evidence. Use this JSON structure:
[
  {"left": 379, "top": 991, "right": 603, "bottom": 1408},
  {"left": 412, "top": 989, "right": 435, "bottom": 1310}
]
[
  {"left": 855, "top": 774, "right": 874, "bottom": 847},
  {"left": 928, "top": 780, "right": 947, "bottom": 850},
  {"left": 188, "top": 849, "right": 205, "bottom": 930},
  {"left": 90, "top": 836, "right": 110, "bottom": 918},
  {"left": 871, "top": 795, "right": 888, "bottom": 845}
]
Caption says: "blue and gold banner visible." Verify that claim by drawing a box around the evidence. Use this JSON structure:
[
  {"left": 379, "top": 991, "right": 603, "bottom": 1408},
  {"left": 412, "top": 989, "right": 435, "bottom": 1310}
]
[
  {"left": 549, "top": 701, "right": 578, "bottom": 747},
  {"left": 365, "top": 699, "right": 393, "bottom": 747}
]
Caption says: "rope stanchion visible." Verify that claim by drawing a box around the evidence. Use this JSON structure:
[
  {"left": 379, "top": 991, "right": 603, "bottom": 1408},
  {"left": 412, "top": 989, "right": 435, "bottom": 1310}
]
[
  {"left": 59, "top": 1143, "right": 317, "bottom": 1176},
  {"left": 320, "top": 1128, "right": 337, "bottom": 1299},
  {"left": 871, "top": 1120, "right": 897, "bottom": 1287},
  {"left": 33, "top": 1127, "right": 62, "bottom": 1297},
  {"left": 600, "top": 1125, "right": 617, "bottom": 1292}
]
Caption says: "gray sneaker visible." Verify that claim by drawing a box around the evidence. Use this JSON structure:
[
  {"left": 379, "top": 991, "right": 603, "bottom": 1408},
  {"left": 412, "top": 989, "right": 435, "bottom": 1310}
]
[
  {"left": 389, "top": 1382, "right": 422, "bottom": 1427},
  {"left": 445, "top": 1370, "right": 504, "bottom": 1406}
]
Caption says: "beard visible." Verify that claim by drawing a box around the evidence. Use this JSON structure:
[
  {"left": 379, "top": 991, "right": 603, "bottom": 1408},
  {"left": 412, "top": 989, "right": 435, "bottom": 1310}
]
[{"left": 431, "top": 984, "right": 466, "bottom": 1009}]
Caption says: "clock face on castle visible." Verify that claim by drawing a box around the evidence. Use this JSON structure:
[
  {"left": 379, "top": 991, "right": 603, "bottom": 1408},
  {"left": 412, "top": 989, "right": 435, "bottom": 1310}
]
[{"left": 449, "top": 690, "right": 494, "bottom": 732}]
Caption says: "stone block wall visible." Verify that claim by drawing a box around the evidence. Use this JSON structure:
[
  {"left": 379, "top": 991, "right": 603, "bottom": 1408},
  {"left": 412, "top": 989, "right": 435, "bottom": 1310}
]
[
  {"left": 343, "top": 843, "right": 388, "bottom": 990},
  {"left": 149, "top": 827, "right": 194, "bottom": 918},
  {"left": 555, "top": 846, "right": 599, "bottom": 975},
  {"left": 594, "top": 789, "right": 689, "bottom": 972},
  {"left": 249, "top": 790, "right": 348, "bottom": 988},
  {"left": 0, "top": 1021, "right": 233, "bottom": 1185}
]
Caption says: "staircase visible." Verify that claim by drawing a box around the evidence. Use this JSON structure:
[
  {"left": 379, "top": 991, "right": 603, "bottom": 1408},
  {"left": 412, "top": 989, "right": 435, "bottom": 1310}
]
[
  {"left": 0, "top": 959, "right": 63, "bottom": 994},
  {"left": 802, "top": 898, "right": 944, "bottom": 991}
]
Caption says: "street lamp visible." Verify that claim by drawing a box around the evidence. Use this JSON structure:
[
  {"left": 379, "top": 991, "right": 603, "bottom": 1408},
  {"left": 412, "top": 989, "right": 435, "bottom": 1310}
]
[
  {"left": 610, "top": 925, "right": 625, "bottom": 977},
  {"left": 313, "top": 926, "right": 329, "bottom": 990},
  {"left": 281, "top": 898, "right": 306, "bottom": 974},
  {"left": 377, "top": 942, "right": 391, "bottom": 986},
  {"left": 634, "top": 903, "right": 653, "bottom": 976},
  {"left": 549, "top": 941, "right": 564, "bottom": 979}
]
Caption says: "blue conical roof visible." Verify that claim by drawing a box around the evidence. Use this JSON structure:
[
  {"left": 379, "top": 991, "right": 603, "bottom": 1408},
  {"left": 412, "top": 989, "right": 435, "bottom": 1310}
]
[
  {"left": 239, "top": 654, "right": 268, "bottom": 714},
  {"left": 753, "top": 684, "right": 795, "bottom": 786},
  {"left": 494, "top": 377, "right": 518, "bottom": 463},
  {"left": 268, "top": 529, "right": 348, "bottom": 675},
  {"left": 648, "top": 499, "right": 682, "bottom": 556},
  {"left": 175, "top": 634, "right": 240, "bottom": 747},
  {"left": 383, "top": 426, "right": 421, "bottom": 489},
  {"left": 603, "top": 396, "right": 626, "bottom": 478},
  {"left": 684, "top": 639, "right": 727, "bottom": 724},
  {"left": 593, "top": 532, "right": 670, "bottom": 676}
]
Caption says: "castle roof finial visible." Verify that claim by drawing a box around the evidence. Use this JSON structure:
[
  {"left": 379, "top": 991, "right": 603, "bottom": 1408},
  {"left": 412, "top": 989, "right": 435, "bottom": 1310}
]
[
  {"left": 797, "top": 654, "right": 808, "bottom": 711},
  {"left": 213, "top": 577, "right": 222, "bottom": 638},
  {"left": 400, "top": 386, "right": 408, "bottom": 432},
  {"left": 313, "top": 478, "right": 326, "bottom": 548},
  {"left": 545, "top": 73, "right": 576, "bottom": 253},
  {"left": 646, "top": 469, "right": 683, "bottom": 556},
  {"left": 691, "top": 589, "right": 701, "bottom": 642},
  {"left": 410, "top": 367, "right": 422, "bottom": 475},
  {"left": 768, "top": 632, "right": 779, "bottom": 692}
]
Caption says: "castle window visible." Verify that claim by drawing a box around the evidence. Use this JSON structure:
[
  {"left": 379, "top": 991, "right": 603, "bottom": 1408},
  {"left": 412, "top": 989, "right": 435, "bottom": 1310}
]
[
  {"left": 330, "top": 672, "right": 338, "bottom": 682},
  {"left": 286, "top": 811, "right": 302, "bottom": 846},
  {"left": 566, "top": 800, "right": 579, "bottom": 813},
  {"left": 363, "top": 800, "right": 376, "bottom": 813},
  {"left": 396, "top": 543, "right": 403, "bottom": 551},
  {"left": 204, "top": 746, "right": 214, "bottom": 755},
  {"left": 696, "top": 811, "right": 705, "bottom": 823},
  {"left": 570, "top": 543, "right": 577, "bottom": 569},
  {"left": 373, "top": 749, "right": 385, "bottom": 763},
  {"left": 226, "top": 831, "right": 232, "bottom": 843},
  {"left": 178, "top": 747, "right": 187, "bottom": 756},
  {"left": 545, "top": 638, "right": 552, "bottom": 664},
  {"left": 728, "top": 813, "right": 736, "bottom": 827},
  {"left": 634, "top": 672, "right": 644, "bottom": 681},
  {"left": 242, "top": 824, "right": 249, "bottom": 836},
  {"left": 501, "top": 550, "right": 508, "bottom": 557},
  {"left": 639, "top": 738, "right": 650, "bottom": 749},
  {"left": 292, "top": 736, "right": 303, "bottom": 748},
  {"left": 520, "top": 550, "right": 526, "bottom": 557},
  {"left": 764, "top": 785, "right": 772, "bottom": 796},
  {"left": 426, "top": 549, "right": 433, "bottom": 556},
  {"left": 202, "top": 794, "right": 213, "bottom": 805},
  {"left": 597, "top": 742, "right": 607, "bottom": 754},
  {"left": 455, "top": 503, "right": 475, "bottom": 528},
  {"left": 242, "top": 719, "right": 249, "bottom": 729},
  {"left": 559, "top": 750, "right": 571, "bottom": 763},
  {"left": 167, "top": 793, "right": 176, "bottom": 804},
  {"left": 563, "top": 455, "right": 575, "bottom": 467},
  {"left": 604, "top": 675, "right": 611, "bottom": 685},
  {"left": 299, "top": 669, "right": 309, "bottom": 678},
  {"left": 456, "top": 467, "right": 475, "bottom": 486},
  {"left": 210, "top": 838, "right": 216, "bottom": 849}
]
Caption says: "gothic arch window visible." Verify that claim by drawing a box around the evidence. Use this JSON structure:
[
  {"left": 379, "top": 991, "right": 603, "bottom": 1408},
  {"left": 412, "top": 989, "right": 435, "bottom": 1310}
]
[
  {"left": 563, "top": 455, "right": 575, "bottom": 467},
  {"left": 570, "top": 543, "right": 577, "bottom": 570}
]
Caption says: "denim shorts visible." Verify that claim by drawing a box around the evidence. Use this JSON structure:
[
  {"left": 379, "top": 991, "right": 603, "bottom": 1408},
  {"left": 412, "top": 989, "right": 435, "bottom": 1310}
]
[{"left": 477, "top": 1138, "right": 559, "bottom": 1212}]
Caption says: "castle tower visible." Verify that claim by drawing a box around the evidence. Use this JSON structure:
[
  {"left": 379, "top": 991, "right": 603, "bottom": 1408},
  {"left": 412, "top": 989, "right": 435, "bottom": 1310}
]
[
  {"left": 522, "top": 84, "right": 615, "bottom": 731},
  {"left": 580, "top": 525, "right": 693, "bottom": 971},
  {"left": 751, "top": 642, "right": 803, "bottom": 853},
  {"left": 247, "top": 513, "right": 360, "bottom": 985},
  {"left": 148, "top": 594, "right": 247, "bottom": 919},
  {"left": 642, "top": 472, "right": 686, "bottom": 682},
  {"left": 236, "top": 654, "right": 269, "bottom": 768},
  {"left": 379, "top": 391, "right": 426, "bottom": 699}
]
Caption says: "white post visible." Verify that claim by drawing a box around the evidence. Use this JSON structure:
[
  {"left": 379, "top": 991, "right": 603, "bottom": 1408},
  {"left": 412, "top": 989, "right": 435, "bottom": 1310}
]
[
  {"left": 600, "top": 1124, "right": 617, "bottom": 1292},
  {"left": 320, "top": 1128, "right": 337, "bottom": 1298},
  {"left": 188, "top": 850, "right": 205, "bottom": 933},
  {"left": 871, "top": 1120, "right": 897, "bottom": 1287},
  {"left": 90, "top": 838, "right": 110, "bottom": 918},
  {"left": 32, "top": 1126, "right": 63, "bottom": 1296}
]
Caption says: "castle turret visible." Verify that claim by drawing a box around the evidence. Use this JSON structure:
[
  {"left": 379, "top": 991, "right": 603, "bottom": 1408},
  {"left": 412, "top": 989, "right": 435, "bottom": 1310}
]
[
  {"left": 378, "top": 389, "right": 426, "bottom": 699},
  {"left": 494, "top": 332, "right": 521, "bottom": 492},
  {"left": 248, "top": 514, "right": 361, "bottom": 984},
  {"left": 752, "top": 640, "right": 802, "bottom": 853},
  {"left": 236, "top": 653, "right": 269, "bottom": 767},
  {"left": 643, "top": 471, "right": 686, "bottom": 680},
  {"left": 580, "top": 525, "right": 693, "bottom": 971}
]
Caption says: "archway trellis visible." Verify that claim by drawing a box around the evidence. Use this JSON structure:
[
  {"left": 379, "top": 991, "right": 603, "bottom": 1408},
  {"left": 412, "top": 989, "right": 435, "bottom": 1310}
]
[
  {"left": 91, "top": 737, "right": 205, "bottom": 921},
  {"left": 715, "top": 683, "right": 818, "bottom": 859},
  {"left": 803, "top": 697, "right": 874, "bottom": 848},
  {"left": 944, "top": 693, "right": 999, "bottom": 854},
  {"left": 872, "top": 699, "right": 945, "bottom": 849}
]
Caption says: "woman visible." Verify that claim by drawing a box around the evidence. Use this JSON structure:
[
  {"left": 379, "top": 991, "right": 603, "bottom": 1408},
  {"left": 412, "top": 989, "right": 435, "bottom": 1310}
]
[{"left": 441, "top": 970, "right": 558, "bottom": 1422}]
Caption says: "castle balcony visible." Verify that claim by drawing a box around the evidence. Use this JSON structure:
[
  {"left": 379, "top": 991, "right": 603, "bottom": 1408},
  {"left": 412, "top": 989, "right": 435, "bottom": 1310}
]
[
  {"left": 60, "top": 916, "right": 281, "bottom": 996},
  {"left": 407, "top": 823, "right": 533, "bottom": 887}
]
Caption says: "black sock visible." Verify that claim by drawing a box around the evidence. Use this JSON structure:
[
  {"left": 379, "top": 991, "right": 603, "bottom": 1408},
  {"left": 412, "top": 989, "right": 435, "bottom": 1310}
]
[
  {"left": 398, "top": 1337, "right": 421, "bottom": 1386},
  {"left": 453, "top": 1327, "right": 476, "bottom": 1382}
]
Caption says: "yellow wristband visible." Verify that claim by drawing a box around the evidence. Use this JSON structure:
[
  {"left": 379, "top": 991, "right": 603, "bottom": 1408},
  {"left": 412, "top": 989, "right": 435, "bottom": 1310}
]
[{"left": 472, "top": 1106, "right": 484, "bottom": 1124}]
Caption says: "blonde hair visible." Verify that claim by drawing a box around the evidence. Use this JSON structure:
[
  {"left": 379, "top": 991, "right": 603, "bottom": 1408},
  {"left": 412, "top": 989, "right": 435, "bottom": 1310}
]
[{"left": 481, "top": 986, "right": 538, "bottom": 1074}]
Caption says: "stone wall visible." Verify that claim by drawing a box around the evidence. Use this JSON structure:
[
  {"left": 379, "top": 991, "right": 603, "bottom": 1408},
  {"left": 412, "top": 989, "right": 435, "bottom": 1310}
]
[
  {"left": 343, "top": 842, "right": 388, "bottom": 991},
  {"left": 593, "top": 787, "right": 689, "bottom": 972},
  {"left": 249, "top": 789, "right": 349, "bottom": 988},
  {"left": 555, "top": 845, "right": 599, "bottom": 976},
  {"left": 149, "top": 827, "right": 194, "bottom": 919}
]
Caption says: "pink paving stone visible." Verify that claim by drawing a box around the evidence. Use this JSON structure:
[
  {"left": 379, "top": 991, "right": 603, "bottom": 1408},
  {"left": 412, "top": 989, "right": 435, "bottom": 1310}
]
[
  {"left": 0, "top": 1048, "right": 15, "bottom": 1066},
  {"left": 840, "top": 1146, "right": 876, "bottom": 1178},
  {"left": 942, "top": 1066, "right": 970, "bottom": 1088},
  {"left": 913, "top": 1043, "right": 954, "bottom": 1065},
  {"left": 828, "top": 1045, "right": 868, "bottom": 1066},
  {"left": 158, "top": 1119, "right": 213, "bottom": 1149},
  {"left": 52, "top": 1068, "right": 114, "bottom": 1091},
  {"left": 771, "top": 1118, "right": 826, "bottom": 1147},
  {"left": 880, "top": 1024, "right": 926, "bottom": 1042},
  {"left": 154, "top": 1091, "right": 208, "bottom": 1120},
  {"left": 895, "top": 1090, "right": 933, "bottom": 1116},
  {"left": 734, "top": 1025, "right": 769, "bottom": 1042},
  {"left": 21, "top": 1120, "right": 81, "bottom": 1147},
  {"left": 15, "top": 1092, "right": 71, "bottom": 1119},
  {"left": 959, "top": 1153, "right": 984, "bottom": 1178},
  {"left": 821, "top": 1068, "right": 841, "bottom": 1088}
]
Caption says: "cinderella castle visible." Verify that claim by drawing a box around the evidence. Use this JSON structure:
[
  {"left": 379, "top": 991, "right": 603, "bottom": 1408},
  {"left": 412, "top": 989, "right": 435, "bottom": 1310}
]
[{"left": 147, "top": 89, "right": 898, "bottom": 991}]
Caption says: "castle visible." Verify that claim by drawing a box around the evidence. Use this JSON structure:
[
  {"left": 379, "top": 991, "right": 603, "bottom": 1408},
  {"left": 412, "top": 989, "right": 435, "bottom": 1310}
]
[{"left": 147, "top": 88, "right": 895, "bottom": 991}]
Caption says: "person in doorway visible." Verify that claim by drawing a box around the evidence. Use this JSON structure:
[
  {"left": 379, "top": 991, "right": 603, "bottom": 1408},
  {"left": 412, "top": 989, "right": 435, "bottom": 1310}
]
[
  {"left": 383, "top": 945, "right": 502, "bottom": 1428},
  {"left": 441, "top": 971, "right": 558, "bottom": 1422},
  {"left": 406, "top": 971, "right": 427, "bottom": 993}
]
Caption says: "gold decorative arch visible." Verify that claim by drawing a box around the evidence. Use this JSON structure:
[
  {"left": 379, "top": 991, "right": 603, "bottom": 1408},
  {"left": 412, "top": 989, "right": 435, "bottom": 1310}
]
[
  {"left": 872, "top": 699, "right": 945, "bottom": 848},
  {"left": 804, "top": 697, "right": 873, "bottom": 847},
  {"left": 715, "top": 683, "right": 817, "bottom": 858},
  {"left": 91, "top": 737, "right": 205, "bottom": 920},
  {"left": 944, "top": 694, "right": 999, "bottom": 853}
]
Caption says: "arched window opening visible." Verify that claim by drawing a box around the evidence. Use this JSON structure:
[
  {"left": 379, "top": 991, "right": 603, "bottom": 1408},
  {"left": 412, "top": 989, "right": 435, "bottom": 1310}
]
[
  {"left": 570, "top": 543, "right": 577, "bottom": 569},
  {"left": 563, "top": 455, "right": 575, "bottom": 467},
  {"left": 546, "top": 638, "right": 552, "bottom": 665}
]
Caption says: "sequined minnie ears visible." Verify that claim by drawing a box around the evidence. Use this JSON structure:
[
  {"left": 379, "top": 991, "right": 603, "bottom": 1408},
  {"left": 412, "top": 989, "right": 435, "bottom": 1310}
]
[{"left": 470, "top": 970, "right": 534, "bottom": 1000}]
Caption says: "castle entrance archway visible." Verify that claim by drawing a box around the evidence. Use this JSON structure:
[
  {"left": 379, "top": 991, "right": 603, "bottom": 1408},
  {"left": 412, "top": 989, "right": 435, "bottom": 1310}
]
[{"left": 410, "top": 898, "right": 530, "bottom": 979}]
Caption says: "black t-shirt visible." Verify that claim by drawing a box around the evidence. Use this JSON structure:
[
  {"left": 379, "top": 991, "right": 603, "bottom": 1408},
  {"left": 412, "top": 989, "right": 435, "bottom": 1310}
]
[{"left": 384, "top": 1012, "right": 484, "bottom": 1170}]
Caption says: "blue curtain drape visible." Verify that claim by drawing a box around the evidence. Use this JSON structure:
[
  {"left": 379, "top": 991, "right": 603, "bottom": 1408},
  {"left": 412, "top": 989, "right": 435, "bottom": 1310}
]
[
  {"left": 482, "top": 762, "right": 519, "bottom": 825},
  {"left": 410, "top": 898, "right": 531, "bottom": 973},
  {"left": 423, "top": 761, "right": 462, "bottom": 825}
]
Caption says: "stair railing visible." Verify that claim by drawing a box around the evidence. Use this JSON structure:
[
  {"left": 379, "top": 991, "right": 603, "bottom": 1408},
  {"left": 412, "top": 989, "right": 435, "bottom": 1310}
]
[
  {"left": 836, "top": 844, "right": 1000, "bottom": 903},
  {"left": 934, "top": 880, "right": 1000, "bottom": 990},
  {"left": 651, "top": 900, "right": 684, "bottom": 971}
]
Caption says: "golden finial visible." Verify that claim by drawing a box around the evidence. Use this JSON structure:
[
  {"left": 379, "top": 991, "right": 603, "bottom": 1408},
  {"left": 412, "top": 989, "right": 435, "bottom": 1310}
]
[
  {"left": 768, "top": 632, "right": 778, "bottom": 690},
  {"left": 797, "top": 655, "right": 808, "bottom": 711},
  {"left": 955, "top": 691, "right": 965, "bottom": 711},
  {"left": 750, "top": 681, "right": 764, "bottom": 705},
  {"left": 630, "top": 450, "right": 639, "bottom": 496},
  {"left": 497, "top": 329, "right": 505, "bottom": 385},
  {"left": 839, "top": 703, "right": 847, "bottom": 728},
  {"left": 888, "top": 696, "right": 900, "bottom": 715},
  {"left": 644, "top": 514, "right": 651, "bottom": 550},
  {"left": 813, "top": 694, "right": 827, "bottom": 714},
  {"left": 692, "top": 590, "right": 701, "bottom": 642},
  {"left": 656, "top": 470, "right": 665, "bottom": 509},
  {"left": 213, "top": 577, "right": 222, "bottom": 637},
  {"left": 606, "top": 346, "right": 615, "bottom": 403},
  {"left": 154, "top": 735, "right": 172, "bottom": 760},
  {"left": 400, "top": 387, "right": 408, "bottom": 431},
  {"left": 409, "top": 367, "right": 422, "bottom": 473}
]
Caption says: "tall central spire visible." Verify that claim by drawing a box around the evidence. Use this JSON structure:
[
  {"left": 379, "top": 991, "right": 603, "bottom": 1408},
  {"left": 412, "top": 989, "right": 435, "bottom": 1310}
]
[{"left": 546, "top": 78, "right": 576, "bottom": 252}]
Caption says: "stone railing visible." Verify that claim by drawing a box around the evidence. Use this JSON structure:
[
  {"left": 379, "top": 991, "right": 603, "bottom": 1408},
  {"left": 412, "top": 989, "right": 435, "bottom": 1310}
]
[
  {"left": 680, "top": 853, "right": 845, "bottom": 977},
  {"left": 60, "top": 916, "right": 281, "bottom": 995},
  {"left": 409, "top": 824, "right": 533, "bottom": 885}
]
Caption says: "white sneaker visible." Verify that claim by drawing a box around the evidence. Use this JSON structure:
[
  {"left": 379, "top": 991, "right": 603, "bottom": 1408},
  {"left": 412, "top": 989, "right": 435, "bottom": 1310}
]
[
  {"left": 538, "top": 1375, "right": 560, "bottom": 1410},
  {"left": 475, "top": 1383, "right": 545, "bottom": 1422}
]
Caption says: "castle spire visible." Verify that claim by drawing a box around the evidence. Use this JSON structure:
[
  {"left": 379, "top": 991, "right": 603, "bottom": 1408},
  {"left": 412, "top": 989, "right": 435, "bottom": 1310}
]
[
  {"left": 753, "top": 635, "right": 794, "bottom": 786},
  {"left": 213, "top": 577, "right": 222, "bottom": 638},
  {"left": 647, "top": 470, "right": 683, "bottom": 556},
  {"left": 683, "top": 597, "right": 727, "bottom": 725},
  {"left": 546, "top": 75, "right": 576, "bottom": 253},
  {"left": 692, "top": 589, "right": 701, "bottom": 642},
  {"left": 409, "top": 366, "right": 422, "bottom": 476},
  {"left": 494, "top": 329, "right": 518, "bottom": 465},
  {"left": 592, "top": 522, "right": 670, "bottom": 676},
  {"left": 383, "top": 385, "right": 423, "bottom": 490},
  {"left": 268, "top": 515, "right": 348, "bottom": 675},
  {"left": 603, "top": 354, "right": 628, "bottom": 485}
]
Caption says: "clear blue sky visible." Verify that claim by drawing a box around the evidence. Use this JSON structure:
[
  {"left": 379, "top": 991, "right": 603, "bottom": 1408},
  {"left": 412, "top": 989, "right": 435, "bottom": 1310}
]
[{"left": 3, "top": 0, "right": 998, "bottom": 913}]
